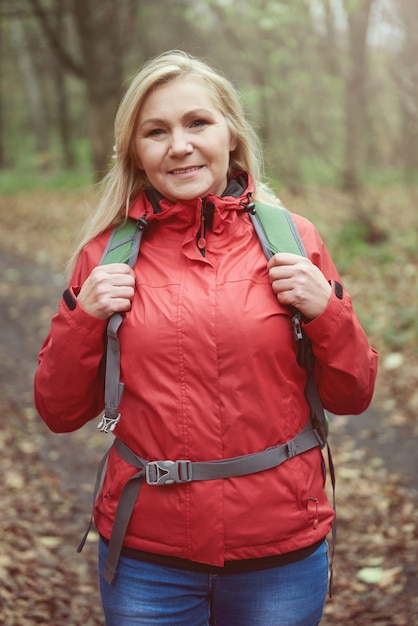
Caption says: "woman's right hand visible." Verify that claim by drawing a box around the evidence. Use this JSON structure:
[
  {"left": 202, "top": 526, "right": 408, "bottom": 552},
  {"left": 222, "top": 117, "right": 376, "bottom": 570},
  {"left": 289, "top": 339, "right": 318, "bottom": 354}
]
[{"left": 77, "top": 263, "right": 136, "bottom": 319}]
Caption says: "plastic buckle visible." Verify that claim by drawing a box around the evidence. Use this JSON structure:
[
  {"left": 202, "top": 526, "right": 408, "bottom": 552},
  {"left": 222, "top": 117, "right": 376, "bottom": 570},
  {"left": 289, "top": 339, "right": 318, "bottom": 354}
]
[{"left": 145, "top": 460, "right": 192, "bottom": 486}]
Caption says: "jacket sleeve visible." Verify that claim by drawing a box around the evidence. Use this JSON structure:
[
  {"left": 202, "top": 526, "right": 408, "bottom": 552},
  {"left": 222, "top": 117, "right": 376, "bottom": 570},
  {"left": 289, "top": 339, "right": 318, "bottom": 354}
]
[
  {"left": 294, "top": 214, "right": 378, "bottom": 415},
  {"left": 34, "top": 244, "right": 108, "bottom": 433}
]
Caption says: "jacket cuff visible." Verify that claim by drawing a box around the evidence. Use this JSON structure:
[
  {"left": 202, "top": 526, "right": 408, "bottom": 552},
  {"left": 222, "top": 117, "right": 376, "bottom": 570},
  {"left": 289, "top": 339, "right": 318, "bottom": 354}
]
[
  {"left": 331, "top": 280, "right": 343, "bottom": 300},
  {"left": 60, "top": 286, "right": 107, "bottom": 334},
  {"left": 63, "top": 287, "right": 77, "bottom": 311},
  {"left": 302, "top": 281, "right": 347, "bottom": 340}
]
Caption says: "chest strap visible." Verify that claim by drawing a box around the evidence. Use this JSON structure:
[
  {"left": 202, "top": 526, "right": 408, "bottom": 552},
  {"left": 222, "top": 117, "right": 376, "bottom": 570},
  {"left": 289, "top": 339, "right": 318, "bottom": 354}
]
[{"left": 84, "top": 420, "right": 323, "bottom": 585}]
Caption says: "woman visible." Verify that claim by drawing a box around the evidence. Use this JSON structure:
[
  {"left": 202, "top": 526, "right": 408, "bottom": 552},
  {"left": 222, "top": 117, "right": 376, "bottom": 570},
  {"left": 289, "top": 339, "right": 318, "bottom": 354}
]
[{"left": 35, "top": 50, "right": 378, "bottom": 626}]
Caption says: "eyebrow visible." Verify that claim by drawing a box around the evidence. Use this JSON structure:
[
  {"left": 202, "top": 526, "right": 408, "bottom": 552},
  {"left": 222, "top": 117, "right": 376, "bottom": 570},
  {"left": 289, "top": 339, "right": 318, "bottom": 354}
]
[{"left": 139, "top": 108, "right": 215, "bottom": 129}]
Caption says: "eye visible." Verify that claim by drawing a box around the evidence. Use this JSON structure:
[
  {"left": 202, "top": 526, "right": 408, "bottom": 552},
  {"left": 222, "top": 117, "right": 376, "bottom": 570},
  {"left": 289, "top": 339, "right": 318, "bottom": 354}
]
[
  {"left": 190, "top": 118, "right": 209, "bottom": 129},
  {"left": 147, "top": 128, "right": 166, "bottom": 138}
]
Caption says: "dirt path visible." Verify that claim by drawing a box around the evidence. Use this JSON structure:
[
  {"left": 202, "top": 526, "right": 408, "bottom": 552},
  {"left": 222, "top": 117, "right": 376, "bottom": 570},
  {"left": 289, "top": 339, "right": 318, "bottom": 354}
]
[
  {"left": 331, "top": 408, "right": 418, "bottom": 493},
  {"left": 0, "top": 252, "right": 108, "bottom": 625},
  {"left": 1, "top": 250, "right": 417, "bottom": 625},
  {"left": 0, "top": 251, "right": 109, "bottom": 494}
]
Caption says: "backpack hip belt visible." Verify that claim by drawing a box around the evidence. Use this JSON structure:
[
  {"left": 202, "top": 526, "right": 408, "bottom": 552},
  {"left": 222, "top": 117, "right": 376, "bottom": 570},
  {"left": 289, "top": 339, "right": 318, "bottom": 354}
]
[{"left": 95, "top": 419, "right": 323, "bottom": 585}]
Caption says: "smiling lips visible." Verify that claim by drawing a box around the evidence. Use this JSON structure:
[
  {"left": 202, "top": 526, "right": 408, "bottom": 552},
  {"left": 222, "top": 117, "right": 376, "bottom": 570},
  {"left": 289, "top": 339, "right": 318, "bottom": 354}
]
[{"left": 169, "top": 165, "right": 203, "bottom": 176}]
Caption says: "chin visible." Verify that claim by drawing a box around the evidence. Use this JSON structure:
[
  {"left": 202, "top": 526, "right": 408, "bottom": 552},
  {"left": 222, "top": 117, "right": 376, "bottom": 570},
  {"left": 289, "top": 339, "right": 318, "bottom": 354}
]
[{"left": 171, "top": 188, "right": 209, "bottom": 201}]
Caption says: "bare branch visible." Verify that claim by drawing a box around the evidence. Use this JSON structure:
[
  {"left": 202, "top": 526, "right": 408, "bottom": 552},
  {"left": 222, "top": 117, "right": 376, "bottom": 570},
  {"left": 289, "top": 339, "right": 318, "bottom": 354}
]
[{"left": 26, "top": 0, "right": 84, "bottom": 78}]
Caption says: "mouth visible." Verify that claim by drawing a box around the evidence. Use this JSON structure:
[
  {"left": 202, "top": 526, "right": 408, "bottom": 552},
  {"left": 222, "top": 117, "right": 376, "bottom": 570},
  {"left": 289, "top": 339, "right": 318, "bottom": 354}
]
[{"left": 169, "top": 165, "right": 203, "bottom": 176}]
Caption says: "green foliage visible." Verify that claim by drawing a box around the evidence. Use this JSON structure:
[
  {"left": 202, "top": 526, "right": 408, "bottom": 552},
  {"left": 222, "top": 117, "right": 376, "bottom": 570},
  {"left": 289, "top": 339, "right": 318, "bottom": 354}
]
[
  {"left": 382, "top": 303, "right": 418, "bottom": 352},
  {"left": 299, "top": 158, "right": 341, "bottom": 187},
  {"left": 361, "top": 168, "right": 418, "bottom": 188},
  {"left": 324, "top": 204, "right": 417, "bottom": 355},
  {"left": 0, "top": 138, "right": 94, "bottom": 193},
  {"left": 332, "top": 220, "right": 378, "bottom": 271},
  {"left": 0, "top": 168, "right": 93, "bottom": 194}
]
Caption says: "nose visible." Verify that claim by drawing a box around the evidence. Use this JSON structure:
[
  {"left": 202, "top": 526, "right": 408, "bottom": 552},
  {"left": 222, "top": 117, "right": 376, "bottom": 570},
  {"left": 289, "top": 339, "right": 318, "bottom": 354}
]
[{"left": 168, "top": 129, "right": 193, "bottom": 157}]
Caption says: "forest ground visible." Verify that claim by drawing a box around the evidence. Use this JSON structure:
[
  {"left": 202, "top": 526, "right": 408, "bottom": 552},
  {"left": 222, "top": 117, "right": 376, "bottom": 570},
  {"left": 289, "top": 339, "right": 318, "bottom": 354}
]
[{"left": 0, "top": 186, "right": 417, "bottom": 625}]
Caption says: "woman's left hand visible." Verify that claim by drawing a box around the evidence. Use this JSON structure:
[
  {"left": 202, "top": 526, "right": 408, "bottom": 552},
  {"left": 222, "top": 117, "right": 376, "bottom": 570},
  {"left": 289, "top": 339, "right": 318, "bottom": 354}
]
[{"left": 267, "top": 253, "right": 332, "bottom": 321}]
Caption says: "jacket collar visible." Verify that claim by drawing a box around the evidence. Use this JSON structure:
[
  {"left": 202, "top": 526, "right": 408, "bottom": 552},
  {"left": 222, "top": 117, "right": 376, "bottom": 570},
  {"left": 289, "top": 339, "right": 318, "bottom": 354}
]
[{"left": 128, "top": 172, "right": 254, "bottom": 224}]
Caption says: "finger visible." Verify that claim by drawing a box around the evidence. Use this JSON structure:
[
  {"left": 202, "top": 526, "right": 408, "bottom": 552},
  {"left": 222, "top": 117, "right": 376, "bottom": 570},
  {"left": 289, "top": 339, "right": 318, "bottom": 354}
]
[
  {"left": 268, "top": 266, "right": 293, "bottom": 282},
  {"left": 267, "top": 253, "right": 301, "bottom": 269},
  {"left": 91, "top": 288, "right": 135, "bottom": 317},
  {"left": 100, "top": 262, "right": 136, "bottom": 275},
  {"left": 106, "top": 297, "right": 134, "bottom": 313},
  {"left": 109, "top": 273, "right": 136, "bottom": 288},
  {"left": 271, "top": 278, "right": 295, "bottom": 295},
  {"left": 109, "top": 285, "right": 135, "bottom": 299},
  {"left": 90, "top": 266, "right": 135, "bottom": 288}
]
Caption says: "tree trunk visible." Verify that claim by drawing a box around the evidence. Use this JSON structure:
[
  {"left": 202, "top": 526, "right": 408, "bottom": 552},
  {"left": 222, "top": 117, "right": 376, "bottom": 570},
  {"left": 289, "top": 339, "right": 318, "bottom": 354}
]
[
  {"left": 10, "top": 13, "right": 51, "bottom": 170},
  {"left": 53, "top": 2, "right": 76, "bottom": 169},
  {"left": 27, "top": 0, "right": 134, "bottom": 179},
  {"left": 341, "top": 0, "right": 374, "bottom": 192},
  {"left": 396, "top": 0, "right": 418, "bottom": 179},
  {"left": 319, "top": 0, "right": 340, "bottom": 75},
  {"left": 341, "top": 0, "right": 388, "bottom": 243},
  {"left": 0, "top": 0, "right": 6, "bottom": 169},
  {"left": 71, "top": 0, "right": 124, "bottom": 179}
]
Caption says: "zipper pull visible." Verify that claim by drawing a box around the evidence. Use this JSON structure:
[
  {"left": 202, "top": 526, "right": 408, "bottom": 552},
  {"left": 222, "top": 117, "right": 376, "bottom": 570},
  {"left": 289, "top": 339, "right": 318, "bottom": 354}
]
[
  {"left": 197, "top": 200, "right": 207, "bottom": 255},
  {"left": 197, "top": 200, "right": 215, "bottom": 255},
  {"left": 197, "top": 212, "right": 206, "bottom": 251},
  {"left": 308, "top": 497, "right": 319, "bottom": 529}
]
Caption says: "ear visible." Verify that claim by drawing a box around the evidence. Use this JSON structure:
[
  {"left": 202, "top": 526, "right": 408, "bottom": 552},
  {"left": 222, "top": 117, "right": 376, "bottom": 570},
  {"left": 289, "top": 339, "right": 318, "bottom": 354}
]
[{"left": 229, "top": 134, "right": 238, "bottom": 152}]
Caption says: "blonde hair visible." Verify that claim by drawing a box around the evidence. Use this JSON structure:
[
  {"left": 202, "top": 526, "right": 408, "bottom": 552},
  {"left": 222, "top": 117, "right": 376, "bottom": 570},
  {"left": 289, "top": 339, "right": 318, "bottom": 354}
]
[{"left": 68, "top": 50, "right": 266, "bottom": 273}]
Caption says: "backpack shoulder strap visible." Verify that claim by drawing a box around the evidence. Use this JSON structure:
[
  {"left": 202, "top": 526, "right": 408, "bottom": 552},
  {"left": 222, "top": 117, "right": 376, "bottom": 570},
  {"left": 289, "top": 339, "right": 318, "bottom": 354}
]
[
  {"left": 250, "top": 201, "right": 306, "bottom": 259},
  {"left": 101, "top": 217, "right": 147, "bottom": 267},
  {"left": 252, "top": 199, "right": 336, "bottom": 591},
  {"left": 251, "top": 200, "right": 328, "bottom": 442},
  {"left": 97, "top": 215, "right": 148, "bottom": 434}
]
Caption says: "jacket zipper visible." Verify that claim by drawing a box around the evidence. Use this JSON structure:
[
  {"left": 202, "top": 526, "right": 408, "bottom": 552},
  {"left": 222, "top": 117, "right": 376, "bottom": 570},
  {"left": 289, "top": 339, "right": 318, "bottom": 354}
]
[
  {"left": 197, "top": 199, "right": 207, "bottom": 256},
  {"left": 308, "top": 497, "right": 319, "bottom": 529}
]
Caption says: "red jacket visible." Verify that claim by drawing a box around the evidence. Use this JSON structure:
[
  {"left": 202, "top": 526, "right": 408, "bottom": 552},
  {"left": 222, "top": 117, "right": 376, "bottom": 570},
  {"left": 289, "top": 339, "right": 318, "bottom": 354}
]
[{"left": 35, "top": 176, "right": 378, "bottom": 566}]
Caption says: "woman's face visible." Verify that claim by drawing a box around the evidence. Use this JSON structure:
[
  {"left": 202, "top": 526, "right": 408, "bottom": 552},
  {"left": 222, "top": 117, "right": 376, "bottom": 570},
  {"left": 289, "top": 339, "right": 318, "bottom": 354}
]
[{"left": 134, "top": 78, "right": 237, "bottom": 202}]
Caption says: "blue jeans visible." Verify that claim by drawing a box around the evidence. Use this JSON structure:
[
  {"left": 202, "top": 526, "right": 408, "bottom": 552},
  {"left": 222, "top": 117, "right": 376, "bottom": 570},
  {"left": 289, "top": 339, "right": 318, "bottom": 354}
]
[{"left": 98, "top": 539, "right": 328, "bottom": 626}]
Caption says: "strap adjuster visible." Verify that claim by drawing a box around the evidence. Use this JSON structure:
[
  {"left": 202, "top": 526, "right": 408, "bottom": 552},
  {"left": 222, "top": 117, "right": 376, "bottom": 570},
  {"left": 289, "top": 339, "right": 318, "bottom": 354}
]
[
  {"left": 291, "top": 312, "right": 303, "bottom": 341},
  {"left": 145, "top": 460, "right": 192, "bottom": 486},
  {"left": 97, "top": 412, "right": 121, "bottom": 433},
  {"left": 286, "top": 439, "right": 298, "bottom": 459}
]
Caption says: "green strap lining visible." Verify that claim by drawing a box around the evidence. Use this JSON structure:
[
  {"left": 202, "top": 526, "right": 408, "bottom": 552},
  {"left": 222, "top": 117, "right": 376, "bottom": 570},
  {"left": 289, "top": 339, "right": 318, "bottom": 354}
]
[
  {"left": 101, "top": 220, "right": 139, "bottom": 265},
  {"left": 254, "top": 202, "right": 306, "bottom": 256}
]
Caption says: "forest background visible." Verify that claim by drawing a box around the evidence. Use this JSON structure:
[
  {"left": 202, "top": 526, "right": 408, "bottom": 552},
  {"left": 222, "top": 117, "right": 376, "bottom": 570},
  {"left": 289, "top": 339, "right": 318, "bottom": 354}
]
[{"left": 0, "top": 0, "right": 417, "bottom": 624}]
